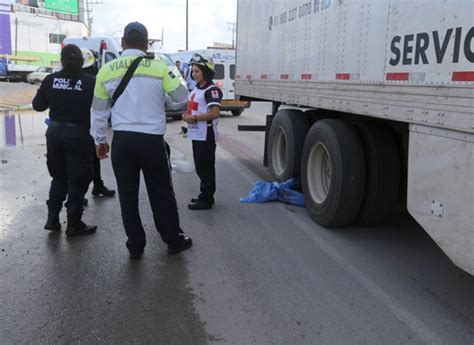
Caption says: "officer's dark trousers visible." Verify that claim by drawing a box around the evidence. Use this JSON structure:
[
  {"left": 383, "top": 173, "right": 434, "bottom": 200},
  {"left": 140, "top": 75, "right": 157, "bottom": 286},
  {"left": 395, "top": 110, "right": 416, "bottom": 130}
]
[
  {"left": 192, "top": 128, "right": 216, "bottom": 203},
  {"left": 111, "top": 131, "right": 182, "bottom": 251},
  {"left": 46, "top": 124, "right": 92, "bottom": 217}
]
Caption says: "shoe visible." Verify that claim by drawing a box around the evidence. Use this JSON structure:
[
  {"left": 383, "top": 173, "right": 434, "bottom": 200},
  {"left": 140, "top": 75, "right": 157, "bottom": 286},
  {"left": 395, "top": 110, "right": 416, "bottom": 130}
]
[
  {"left": 190, "top": 197, "right": 214, "bottom": 205},
  {"left": 66, "top": 220, "right": 97, "bottom": 237},
  {"left": 129, "top": 248, "right": 144, "bottom": 260},
  {"left": 168, "top": 236, "right": 193, "bottom": 255},
  {"left": 44, "top": 213, "right": 61, "bottom": 231},
  {"left": 188, "top": 200, "right": 213, "bottom": 210},
  {"left": 92, "top": 184, "right": 116, "bottom": 197}
]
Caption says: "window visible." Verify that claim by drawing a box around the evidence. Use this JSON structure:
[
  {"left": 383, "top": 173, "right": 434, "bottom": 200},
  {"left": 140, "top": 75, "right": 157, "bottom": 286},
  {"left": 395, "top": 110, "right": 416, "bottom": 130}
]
[
  {"left": 157, "top": 53, "right": 175, "bottom": 67},
  {"left": 230, "top": 64, "right": 235, "bottom": 80},
  {"left": 214, "top": 64, "right": 224, "bottom": 80},
  {"left": 49, "top": 33, "right": 66, "bottom": 44},
  {"left": 104, "top": 52, "right": 117, "bottom": 64}
]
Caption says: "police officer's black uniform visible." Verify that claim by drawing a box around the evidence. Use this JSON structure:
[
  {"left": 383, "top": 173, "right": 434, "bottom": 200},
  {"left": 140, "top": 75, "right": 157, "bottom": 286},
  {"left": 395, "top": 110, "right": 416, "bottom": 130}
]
[
  {"left": 33, "top": 64, "right": 97, "bottom": 236},
  {"left": 82, "top": 57, "right": 116, "bottom": 198}
]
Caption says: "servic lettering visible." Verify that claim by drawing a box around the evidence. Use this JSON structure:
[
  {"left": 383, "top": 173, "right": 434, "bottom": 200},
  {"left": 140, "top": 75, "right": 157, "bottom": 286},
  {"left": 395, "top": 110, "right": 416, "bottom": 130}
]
[{"left": 390, "top": 26, "right": 474, "bottom": 66}]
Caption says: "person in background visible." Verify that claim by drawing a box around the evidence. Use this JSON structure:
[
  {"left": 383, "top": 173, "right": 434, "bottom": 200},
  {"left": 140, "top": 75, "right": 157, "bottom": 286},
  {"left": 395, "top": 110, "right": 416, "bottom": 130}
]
[
  {"left": 175, "top": 60, "right": 184, "bottom": 78},
  {"left": 91, "top": 22, "right": 192, "bottom": 259},
  {"left": 185, "top": 62, "right": 197, "bottom": 92},
  {"left": 81, "top": 48, "right": 116, "bottom": 200},
  {"left": 182, "top": 53, "right": 222, "bottom": 210},
  {"left": 32, "top": 44, "right": 97, "bottom": 237}
]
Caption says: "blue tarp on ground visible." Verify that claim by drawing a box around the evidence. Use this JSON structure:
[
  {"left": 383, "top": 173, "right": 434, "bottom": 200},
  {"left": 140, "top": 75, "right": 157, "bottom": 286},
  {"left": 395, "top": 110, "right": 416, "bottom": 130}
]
[{"left": 240, "top": 178, "right": 305, "bottom": 207}]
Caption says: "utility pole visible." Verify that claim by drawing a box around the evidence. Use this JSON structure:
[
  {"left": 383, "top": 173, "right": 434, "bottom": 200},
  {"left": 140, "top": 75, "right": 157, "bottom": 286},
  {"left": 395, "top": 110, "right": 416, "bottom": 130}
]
[
  {"left": 85, "top": 0, "right": 104, "bottom": 37},
  {"left": 186, "top": 0, "right": 189, "bottom": 50},
  {"left": 228, "top": 22, "right": 236, "bottom": 48}
]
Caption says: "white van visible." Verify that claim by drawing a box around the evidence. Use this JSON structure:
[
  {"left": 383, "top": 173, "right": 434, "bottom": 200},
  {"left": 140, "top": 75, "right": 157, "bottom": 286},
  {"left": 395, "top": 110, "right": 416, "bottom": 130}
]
[
  {"left": 62, "top": 36, "right": 121, "bottom": 68},
  {"left": 171, "top": 49, "right": 249, "bottom": 116}
]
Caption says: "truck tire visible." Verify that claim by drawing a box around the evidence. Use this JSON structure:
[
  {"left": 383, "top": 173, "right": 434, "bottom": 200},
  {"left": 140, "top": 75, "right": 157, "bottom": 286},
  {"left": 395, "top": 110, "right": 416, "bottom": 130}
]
[
  {"left": 268, "top": 109, "right": 309, "bottom": 181},
  {"left": 231, "top": 109, "right": 243, "bottom": 116},
  {"left": 354, "top": 123, "right": 401, "bottom": 225},
  {"left": 301, "top": 119, "right": 365, "bottom": 227}
]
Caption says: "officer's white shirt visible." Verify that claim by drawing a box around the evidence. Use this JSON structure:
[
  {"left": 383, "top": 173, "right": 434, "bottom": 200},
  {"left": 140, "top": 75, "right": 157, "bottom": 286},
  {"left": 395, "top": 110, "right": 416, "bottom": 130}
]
[{"left": 90, "top": 49, "right": 188, "bottom": 144}]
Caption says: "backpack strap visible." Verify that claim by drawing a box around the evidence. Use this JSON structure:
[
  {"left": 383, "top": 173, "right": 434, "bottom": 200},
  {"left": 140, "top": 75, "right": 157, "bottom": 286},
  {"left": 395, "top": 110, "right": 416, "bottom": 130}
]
[{"left": 111, "top": 56, "right": 144, "bottom": 108}]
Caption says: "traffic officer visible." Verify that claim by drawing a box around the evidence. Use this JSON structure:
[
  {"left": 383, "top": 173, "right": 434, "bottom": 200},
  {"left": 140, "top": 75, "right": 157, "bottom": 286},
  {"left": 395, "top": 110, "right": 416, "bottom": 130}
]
[
  {"left": 33, "top": 44, "right": 97, "bottom": 237},
  {"left": 91, "top": 22, "right": 192, "bottom": 259},
  {"left": 182, "top": 53, "right": 223, "bottom": 210},
  {"left": 81, "top": 48, "right": 116, "bottom": 199}
]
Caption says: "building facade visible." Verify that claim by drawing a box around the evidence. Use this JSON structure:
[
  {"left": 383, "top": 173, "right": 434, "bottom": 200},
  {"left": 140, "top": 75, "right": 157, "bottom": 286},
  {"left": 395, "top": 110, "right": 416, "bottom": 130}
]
[{"left": 0, "top": 0, "right": 87, "bottom": 67}]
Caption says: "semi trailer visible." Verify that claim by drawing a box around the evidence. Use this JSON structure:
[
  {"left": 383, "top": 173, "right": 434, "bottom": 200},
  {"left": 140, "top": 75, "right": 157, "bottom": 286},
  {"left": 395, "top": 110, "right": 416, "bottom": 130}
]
[{"left": 235, "top": 0, "right": 474, "bottom": 274}]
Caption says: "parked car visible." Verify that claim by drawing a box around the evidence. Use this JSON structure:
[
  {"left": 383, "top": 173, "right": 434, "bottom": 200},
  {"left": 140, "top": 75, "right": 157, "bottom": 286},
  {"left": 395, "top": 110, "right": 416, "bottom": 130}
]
[
  {"left": 26, "top": 66, "right": 59, "bottom": 84},
  {"left": 0, "top": 58, "right": 7, "bottom": 78}
]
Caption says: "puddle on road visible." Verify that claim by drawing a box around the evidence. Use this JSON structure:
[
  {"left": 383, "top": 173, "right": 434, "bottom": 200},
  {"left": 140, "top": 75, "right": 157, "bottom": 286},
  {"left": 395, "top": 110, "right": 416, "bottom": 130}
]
[
  {"left": 0, "top": 110, "right": 47, "bottom": 148},
  {"left": 0, "top": 111, "right": 195, "bottom": 173}
]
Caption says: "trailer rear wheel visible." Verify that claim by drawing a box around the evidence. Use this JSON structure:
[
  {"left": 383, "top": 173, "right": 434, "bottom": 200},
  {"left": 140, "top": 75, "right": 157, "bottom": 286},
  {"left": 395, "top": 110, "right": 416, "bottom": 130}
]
[
  {"left": 268, "top": 109, "right": 309, "bottom": 181},
  {"left": 354, "top": 123, "right": 401, "bottom": 225},
  {"left": 301, "top": 119, "right": 365, "bottom": 227}
]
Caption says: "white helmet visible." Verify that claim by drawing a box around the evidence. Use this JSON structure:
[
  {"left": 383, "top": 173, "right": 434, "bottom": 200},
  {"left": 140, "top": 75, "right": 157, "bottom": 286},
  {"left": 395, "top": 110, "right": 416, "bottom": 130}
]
[
  {"left": 81, "top": 48, "right": 96, "bottom": 68},
  {"left": 189, "top": 53, "right": 215, "bottom": 72}
]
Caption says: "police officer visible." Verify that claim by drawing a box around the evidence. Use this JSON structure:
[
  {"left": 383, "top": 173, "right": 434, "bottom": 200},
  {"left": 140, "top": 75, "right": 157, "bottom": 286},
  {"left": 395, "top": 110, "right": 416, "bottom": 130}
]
[
  {"left": 33, "top": 44, "right": 97, "bottom": 237},
  {"left": 81, "top": 48, "right": 116, "bottom": 199},
  {"left": 182, "top": 53, "right": 223, "bottom": 210},
  {"left": 91, "top": 22, "right": 192, "bottom": 259}
]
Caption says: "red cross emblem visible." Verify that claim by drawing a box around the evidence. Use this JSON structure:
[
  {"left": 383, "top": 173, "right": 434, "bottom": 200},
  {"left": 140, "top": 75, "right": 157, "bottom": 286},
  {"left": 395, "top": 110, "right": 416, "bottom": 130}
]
[{"left": 187, "top": 93, "right": 199, "bottom": 114}]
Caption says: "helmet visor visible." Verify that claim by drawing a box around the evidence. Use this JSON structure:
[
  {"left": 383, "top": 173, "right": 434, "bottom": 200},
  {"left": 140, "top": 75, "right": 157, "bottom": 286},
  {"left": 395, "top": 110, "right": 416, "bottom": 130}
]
[{"left": 190, "top": 54, "right": 207, "bottom": 64}]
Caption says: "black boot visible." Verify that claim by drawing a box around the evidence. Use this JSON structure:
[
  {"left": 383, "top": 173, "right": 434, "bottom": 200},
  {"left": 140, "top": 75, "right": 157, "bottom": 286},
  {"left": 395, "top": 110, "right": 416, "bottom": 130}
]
[
  {"left": 168, "top": 236, "right": 193, "bottom": 255},
  {"left": 92, "top": 183, "right": 116, "bottom": 197},
  {"left": 44, "top": 212, "right": 61, "bottom": 231},
  {"left": 190, "top": 197, "right": 214, "bottom": 205},
  {"left": 188, "top": 199, "right": 213, "bottom": 210},
  {"left": 66, "top": 214, "right": 97, "bottom": 237}
]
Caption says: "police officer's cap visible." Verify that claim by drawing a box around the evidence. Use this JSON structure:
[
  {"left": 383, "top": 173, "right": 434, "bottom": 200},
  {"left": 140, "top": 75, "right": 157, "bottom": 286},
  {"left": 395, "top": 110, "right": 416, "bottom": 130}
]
[{"left": 123, "top": 22, "right": 148, "bottom": 41}]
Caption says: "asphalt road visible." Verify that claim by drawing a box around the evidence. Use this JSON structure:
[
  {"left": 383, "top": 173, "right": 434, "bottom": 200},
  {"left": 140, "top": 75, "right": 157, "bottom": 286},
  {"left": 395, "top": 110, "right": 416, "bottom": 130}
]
[{"left": 0, "top": 102, "right": 473, "bottom": 344}]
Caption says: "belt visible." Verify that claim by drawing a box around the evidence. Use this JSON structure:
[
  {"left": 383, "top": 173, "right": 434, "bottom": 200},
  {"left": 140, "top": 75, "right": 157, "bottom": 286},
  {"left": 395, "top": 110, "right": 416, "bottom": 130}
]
[{"left": 49, "top": 121, "right": 87, "bottom": 128}]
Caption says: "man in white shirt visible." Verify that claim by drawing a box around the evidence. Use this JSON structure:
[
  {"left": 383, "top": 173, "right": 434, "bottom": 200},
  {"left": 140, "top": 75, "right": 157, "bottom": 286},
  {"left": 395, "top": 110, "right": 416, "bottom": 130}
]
[{"left": 91, "top": 22, "right": 192, "bottom": 259}]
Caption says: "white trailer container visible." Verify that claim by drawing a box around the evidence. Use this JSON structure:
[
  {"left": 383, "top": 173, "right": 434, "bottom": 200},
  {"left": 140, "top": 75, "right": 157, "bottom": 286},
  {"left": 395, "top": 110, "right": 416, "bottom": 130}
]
[{"left": 235, "top": 0, "right": 474, "bottom": 274}]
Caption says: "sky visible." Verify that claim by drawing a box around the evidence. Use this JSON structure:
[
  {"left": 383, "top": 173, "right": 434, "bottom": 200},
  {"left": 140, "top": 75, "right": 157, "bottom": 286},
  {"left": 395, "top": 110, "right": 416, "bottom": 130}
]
[{"left": 89, "top": 0, "right": 238, "bottom": 53}]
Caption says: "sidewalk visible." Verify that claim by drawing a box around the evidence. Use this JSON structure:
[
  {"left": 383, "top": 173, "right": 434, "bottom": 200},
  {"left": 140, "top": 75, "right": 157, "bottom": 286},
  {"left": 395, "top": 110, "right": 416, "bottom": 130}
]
[{"left": 0, "top": 82, "right": 38, "bottom": 112}]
